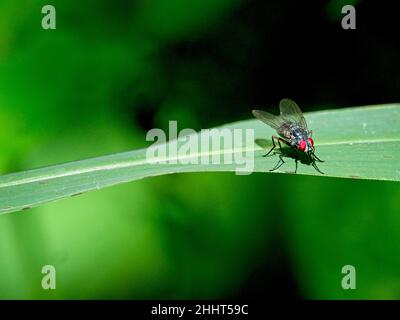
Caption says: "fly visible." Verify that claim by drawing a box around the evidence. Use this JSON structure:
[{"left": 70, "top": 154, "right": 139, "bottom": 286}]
[{"left": 252, "top": 98, "right": 324, "bottom": 174}]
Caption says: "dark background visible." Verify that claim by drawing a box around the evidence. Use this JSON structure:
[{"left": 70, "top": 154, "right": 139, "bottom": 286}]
[
  {"left": 133, "top": 0, "right": 399, "bottom": 132},
  {"left": 0, "top": 0, "right": 399, "bottom": 299}
]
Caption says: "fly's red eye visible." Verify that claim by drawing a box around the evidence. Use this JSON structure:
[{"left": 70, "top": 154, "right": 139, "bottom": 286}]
[
  {"left": 299, "top": 140, "right": 307, "bottom": 151},
  {"left": 308, "top": 137, "right": 314, "bottom": 147}
]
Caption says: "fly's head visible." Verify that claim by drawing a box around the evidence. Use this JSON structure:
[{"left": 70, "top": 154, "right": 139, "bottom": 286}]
[{"left": 298, "top": 130, "right": 315, "bottom": 155}]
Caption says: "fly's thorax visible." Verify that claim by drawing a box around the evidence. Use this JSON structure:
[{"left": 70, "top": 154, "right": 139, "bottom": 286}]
[
  {"left": 289, "top": 124, "right": 308, "bottom": 147},
  {"left": 289, "top": 125, "right": 315, "bottom": 153},
  {"left": 278, "top": 123, "right": 314, "bottom": 153}
]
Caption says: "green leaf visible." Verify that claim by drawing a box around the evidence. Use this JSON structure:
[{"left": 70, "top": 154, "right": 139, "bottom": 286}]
[{"left": 0, "top": 103, "right": 399, "bottom": 214}]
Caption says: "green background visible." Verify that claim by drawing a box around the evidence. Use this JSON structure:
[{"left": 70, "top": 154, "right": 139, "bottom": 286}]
[{"left": 0, "top": 0, "right": 399, "bottom": 299}]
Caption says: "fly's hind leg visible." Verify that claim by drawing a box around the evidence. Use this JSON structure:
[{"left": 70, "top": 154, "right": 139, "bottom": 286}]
[
  {"left": 277, "top": 138, "right": 283, "bottom": 152},
  {"left": 270, "top": 154, "right": 285, "bottom": 172},
  {"left": 263, "top": 135, "right": 290, "bottom": 157},
  {"left": 263, "top": 135, "right": 276, "bottom": 157}
]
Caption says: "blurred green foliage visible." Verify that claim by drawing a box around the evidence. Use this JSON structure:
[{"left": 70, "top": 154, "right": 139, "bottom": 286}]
[{"left": 0, "top": 0, "right": 399, "bottom": 299}]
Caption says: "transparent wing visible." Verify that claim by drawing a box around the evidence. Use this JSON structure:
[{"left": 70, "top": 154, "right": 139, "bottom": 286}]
[
  {"left": 252, "top": 110, "right": 286, "bottom": 130},
  {"left": 279, "top": 98, "right": 308, "bottom": 129}
]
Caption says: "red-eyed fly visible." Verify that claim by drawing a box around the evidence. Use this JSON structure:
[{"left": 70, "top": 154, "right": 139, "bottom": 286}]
[{"left": 252, "top": 98, "right": 324, "bottom": 174}]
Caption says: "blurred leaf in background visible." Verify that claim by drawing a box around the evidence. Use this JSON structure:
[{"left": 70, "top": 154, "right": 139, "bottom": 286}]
[
  {"left": 0, "top": 0, "right": 400, "bottom": 299},
  {"left": 0, "top": 0, "right": 275, "bottom": 299}
]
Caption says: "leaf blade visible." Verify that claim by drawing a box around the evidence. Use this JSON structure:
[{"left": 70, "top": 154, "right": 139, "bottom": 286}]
[{"left": 0, "top": 103, "right": 399, "bottom": 214}]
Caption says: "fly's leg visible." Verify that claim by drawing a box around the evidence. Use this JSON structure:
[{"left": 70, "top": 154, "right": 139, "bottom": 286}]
[
  {"left": 294, "top": 159, "right": 298, "bottom": 174},
  {"left": 270, "top": 154, "right": 285, "bottom": 172},
  {"left": 262, "top": 135, "right": 276, "bottom": 157},
  {"left": 263, "top": 136, "right": 290, "bottom": 157},
  {"left": 277, "top": 136, "right": 291, "bottom": 152},
  {"left": 312, "top": 161, "right": 324, "bottom": 174},
  {"left": 311, "top": 151, "right": 324, "bottom": 162},
  {"left": 277, "top": 138, "right": 283, "bottom": 152},
  {"left": 313, "top": 154, "right": 324, "bottom": 163}
]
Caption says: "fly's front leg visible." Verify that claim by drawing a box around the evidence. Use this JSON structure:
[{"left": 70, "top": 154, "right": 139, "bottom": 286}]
[
  {"left": 313, "top": 153, "right": 324, "bottom": 163},
  {"left": 311, "top": 150, "right": 324, "bottom": 162},
  {"left": 312, "top": 161, "right": 324, "bottom": 174}
]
